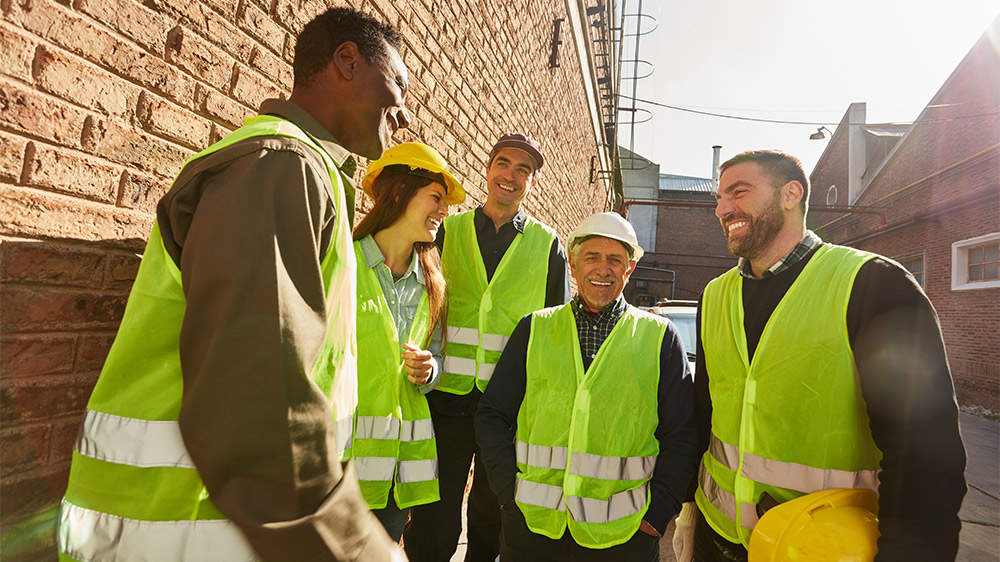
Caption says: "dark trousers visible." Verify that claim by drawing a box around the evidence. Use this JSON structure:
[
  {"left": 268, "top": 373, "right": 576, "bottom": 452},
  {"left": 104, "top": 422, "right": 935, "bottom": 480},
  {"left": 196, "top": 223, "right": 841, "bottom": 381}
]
[
  {"left": 373, "top": 491, "right": 409, "bottom": 543},
  {"left": 499, "top": 502, "right": 659, "bottom": 562},
  {"left": 403, "top": 410, "right": 501, "bottom": 562},
  {"left": 693, "top": 508, "right": 748, "bottom": 562}
]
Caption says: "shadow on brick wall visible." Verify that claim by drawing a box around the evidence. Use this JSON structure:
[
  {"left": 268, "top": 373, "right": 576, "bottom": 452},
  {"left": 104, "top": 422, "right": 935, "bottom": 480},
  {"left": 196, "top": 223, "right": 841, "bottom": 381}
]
[{"left": 1, "top": 235, "right": 144, "bottom": 561}]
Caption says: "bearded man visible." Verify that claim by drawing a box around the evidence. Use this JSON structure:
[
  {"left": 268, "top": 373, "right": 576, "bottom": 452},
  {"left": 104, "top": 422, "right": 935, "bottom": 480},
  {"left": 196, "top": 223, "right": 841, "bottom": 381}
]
[{"left": 672, "top": 150, "right": 967, "bottom": 562}]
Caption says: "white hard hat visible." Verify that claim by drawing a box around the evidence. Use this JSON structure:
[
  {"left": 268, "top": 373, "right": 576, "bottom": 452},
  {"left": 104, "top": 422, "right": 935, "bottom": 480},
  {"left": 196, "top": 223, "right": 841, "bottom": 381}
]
[{"left": 567, "top": 212, "right": 644, "bottom": 261}]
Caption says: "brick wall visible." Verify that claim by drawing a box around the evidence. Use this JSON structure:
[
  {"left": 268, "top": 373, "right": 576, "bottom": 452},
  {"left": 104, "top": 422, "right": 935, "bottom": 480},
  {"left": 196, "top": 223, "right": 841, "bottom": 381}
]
[
  {"left": 0, "top": 0, "right": 611, "bottom": 558},
  {"left": 624, "top": 192, "right": 736, "bottom": 304}
]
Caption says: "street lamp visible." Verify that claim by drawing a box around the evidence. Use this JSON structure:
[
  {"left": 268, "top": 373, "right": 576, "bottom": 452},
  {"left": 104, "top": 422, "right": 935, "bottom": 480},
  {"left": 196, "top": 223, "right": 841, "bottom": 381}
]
[{"left": 809, "top": 126, "right": 834, "bottom": 140}]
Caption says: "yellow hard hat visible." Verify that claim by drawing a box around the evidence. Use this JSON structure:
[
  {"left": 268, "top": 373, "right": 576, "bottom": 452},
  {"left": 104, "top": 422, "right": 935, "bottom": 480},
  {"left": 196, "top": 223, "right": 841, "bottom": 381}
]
[
  {"left": 362, "top": 142, "right": 466, "bottom": 205},
  {"left": 749, "top": 489, "right": 880, "bottom": 562}
]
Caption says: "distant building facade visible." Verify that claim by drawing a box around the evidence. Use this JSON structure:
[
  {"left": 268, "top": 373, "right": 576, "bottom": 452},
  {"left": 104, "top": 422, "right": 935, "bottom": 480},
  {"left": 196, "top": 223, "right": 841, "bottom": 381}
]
[{"left": 809, "top": 21, "right": 1000, "bottom": 411}]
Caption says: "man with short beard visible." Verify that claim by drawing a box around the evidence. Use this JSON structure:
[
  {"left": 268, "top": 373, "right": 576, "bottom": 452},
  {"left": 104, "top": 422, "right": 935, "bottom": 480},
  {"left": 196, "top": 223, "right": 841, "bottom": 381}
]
[{"left": 671, "top": 150, "right": 967, "bottom": 562}]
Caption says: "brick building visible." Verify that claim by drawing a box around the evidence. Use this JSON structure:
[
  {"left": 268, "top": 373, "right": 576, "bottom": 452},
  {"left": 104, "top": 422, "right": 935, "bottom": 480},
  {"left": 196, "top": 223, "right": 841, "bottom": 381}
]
[
  {"left": 809, "top": 20, "right": 999, "bottom": 411},
  {"left": 0, "top": 0, "right": 619, "bottom": 558},
  {"left": 620, "top": 146, "right": 735, "bottom": 306}
]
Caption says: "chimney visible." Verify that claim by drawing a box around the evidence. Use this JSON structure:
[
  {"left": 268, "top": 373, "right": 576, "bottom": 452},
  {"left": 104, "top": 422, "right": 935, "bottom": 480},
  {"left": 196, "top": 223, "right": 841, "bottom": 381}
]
[{"left": 712, "top": 145, "right": 722, "bottom": 188}]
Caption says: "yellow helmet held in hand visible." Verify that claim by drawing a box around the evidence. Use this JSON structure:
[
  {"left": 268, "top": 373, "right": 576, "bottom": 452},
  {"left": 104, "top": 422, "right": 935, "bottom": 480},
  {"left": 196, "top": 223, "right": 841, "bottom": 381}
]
[
  {"left": 749, "top": 488, "right": 880, "bottom": 562},
  {"left": 363, "top": 142, "right": 466, "bottom": 205}
]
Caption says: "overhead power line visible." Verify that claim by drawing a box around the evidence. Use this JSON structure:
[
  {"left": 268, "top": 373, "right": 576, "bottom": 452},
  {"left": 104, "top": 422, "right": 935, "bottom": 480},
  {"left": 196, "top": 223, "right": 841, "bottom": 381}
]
[{"left": 619, "top": 95, "right": 1000, "bottom": 126}]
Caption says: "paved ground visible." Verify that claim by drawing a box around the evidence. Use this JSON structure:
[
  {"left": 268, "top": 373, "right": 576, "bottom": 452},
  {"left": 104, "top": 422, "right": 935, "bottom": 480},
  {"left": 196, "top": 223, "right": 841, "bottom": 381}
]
[{"left": 452, "top": 412, "right": 999, "bottom": 561}]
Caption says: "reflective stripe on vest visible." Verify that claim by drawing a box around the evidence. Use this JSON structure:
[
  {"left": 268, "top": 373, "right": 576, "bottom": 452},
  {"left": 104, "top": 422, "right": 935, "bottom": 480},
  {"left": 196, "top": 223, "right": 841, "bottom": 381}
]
[
  {"left": 59, "top": 116, "right": 357, "bottom": 562},
  {"left": 697, "top": 244, "right": 882, "bottom": 546},
  {"left": 352, "top": 240, "right": 438, "bottom": 509},
  {"left": 59, "top": 500, "right": 258, "bottom": 562},
  {"left": 517, "top": 439, "right": 655, "bottom": 481},
  {"left": 438, "top": 211, "right": 554, "bottom": 394},
  {"left": 515, "top": 304, "right": 664, "bottom": 548}
]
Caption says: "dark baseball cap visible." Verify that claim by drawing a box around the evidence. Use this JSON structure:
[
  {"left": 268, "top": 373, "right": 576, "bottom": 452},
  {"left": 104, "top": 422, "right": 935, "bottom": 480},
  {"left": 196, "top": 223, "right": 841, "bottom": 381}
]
[{"left": 490, "top": 133, "right": 544, "bottom": 170}]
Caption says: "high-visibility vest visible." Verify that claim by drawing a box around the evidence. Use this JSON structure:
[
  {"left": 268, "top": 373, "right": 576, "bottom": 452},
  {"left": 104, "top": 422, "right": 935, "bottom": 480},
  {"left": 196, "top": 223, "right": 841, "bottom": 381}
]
[
  {"left": 515, "top": 304, "right": 664, "bottom": 549},
  {"left": 438, "top": 210, "right": 555, "bottom": 394},
  {"left": 58, "top": 115, "right": 358, "bottom": 562},
  {"left": 696, "top": 244, "right": 883, "bottom": 546},
  {"left": 352, "top": 241, "right": 439, "bottom": 509}
]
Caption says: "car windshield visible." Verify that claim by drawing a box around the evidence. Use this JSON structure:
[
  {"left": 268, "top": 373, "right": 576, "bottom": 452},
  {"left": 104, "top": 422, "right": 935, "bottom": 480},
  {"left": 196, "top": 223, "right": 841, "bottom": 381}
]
[{"left": 662, "top": 312, "right": 696, "bottom": 356}]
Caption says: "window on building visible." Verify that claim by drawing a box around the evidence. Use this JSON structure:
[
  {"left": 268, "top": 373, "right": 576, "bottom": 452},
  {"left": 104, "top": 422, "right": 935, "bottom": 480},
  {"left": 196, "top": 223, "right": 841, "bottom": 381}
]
[
  {"left": 899, "top": 255, "right": 924, "bottom": 287},
  {"left": 952, "top": 233, "right": 1000, "bottom": 291},
  {"left": 968, "top": 243, "right": 1000, "bottom": 282},
  {"left": 826, "top": 185, "right": 838, "bottom": 206}
]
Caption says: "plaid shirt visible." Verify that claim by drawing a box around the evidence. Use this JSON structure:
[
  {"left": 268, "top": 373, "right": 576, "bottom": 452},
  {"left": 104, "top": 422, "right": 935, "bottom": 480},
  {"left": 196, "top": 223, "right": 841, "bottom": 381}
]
[
  {"left": 737, "top": 230, "right": 823, "bottom": 279},
  {"left": 571, "top": 294, "right": 629, "bottom": 360}
]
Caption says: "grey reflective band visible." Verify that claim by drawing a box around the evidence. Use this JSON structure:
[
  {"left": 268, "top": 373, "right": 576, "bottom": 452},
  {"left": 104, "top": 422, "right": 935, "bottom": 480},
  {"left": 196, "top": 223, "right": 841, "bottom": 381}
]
[
  {"left": 398, "top": 459, "right": 437, "bottom": 483},
  {"left": 400, "top": 419, "right": 435, "bottom": 442},
  {"left": 58, "top": 499, "right": 258, "bottom": 562},
  {"left": 569, "top": 451, "right": 655, "bottom": 482},
  {"left": 355, "top": 457, "right": 396, "bottom": 481},
  {"left": 741, "top": 451, "right": 881, "bottom": 494},
  {"left": 480, "top": 333, "right": 509, "bottom": 352},
  {"left": 709, "top": 434, "right": 881, "bottom": 496},
  {"left": 515, "top": 478, "right": 566, "bottom": 511},
  {"left": 442, "top": 355, "right": 476, "bottom": 377},
  {"left": 516, "top": 440, "right": 568, "bottom": 471},
  {"left": 446, "top": 326, "right": 479, "bottom": 346},
  {"left": 565, "top": 484, "right": 648, "bottom": 524},
  {"left": 477, "top": 363, "right": 496, "bottom": 382},
  {"left": 336, "top": 415, "right": 353, "bottom": 455},
  {"left": 75, "top": 409, "right": 195, "bottom": 469},
  {"left": 699, "top": 465, "right": 758, "bottom": 530},
  {"left": 355, "top": 416, "right": 400, "bottom": 440}
]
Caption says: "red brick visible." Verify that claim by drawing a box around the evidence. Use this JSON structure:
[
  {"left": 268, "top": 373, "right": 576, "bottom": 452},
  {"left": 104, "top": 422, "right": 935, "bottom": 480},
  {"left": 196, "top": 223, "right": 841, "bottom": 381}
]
[
  {"left": 82, "top": 115, "right": 190, "bottom": 179},
  {"left": 0, "top": 131, "right": 27, "bottom": 183},
  {"left": 49, "top": 416, "right": 85, "bottom": 465},
  {"left": 137, "top": 91, "right": 212, "bottom": 150},
  {"left": 117, "top": 170, "right": 170, "bottom": 214},
  {"left": 22, "top": 142, "right": 121, "bottom": 204},
  {"left": 1, "top": 376, "right": 96, "bottom": 424},
  {"left": 0, "top": 185, "right": 152, "bottom": 245},
  {"left": 1, "top": 286, "right": 128, "bottom": 332},
  {"left": 238, "top": 1, "right": 286, "bottom": 55},
  {"left": 231, "top": 65, "right": 284, "bottom": 110},
  {"left": 249, "top": 45, "right": 293, "bottom": 90},
  {"left": 74, "top": 0, "right": 172, "bottom": 54},
  {"left": 105, "top": 251, "right": 141, "bottom": 291},
  {"left": 274, "top": 0, "right": 328, "bottom": 35},
  {"left": 0, "top": 82, "right": 88, "bottom": 150},
  {"left": 194, "top": 83, "right": 250, "bottom": 130},
  {"left": 75, "top": 333, "right": 116, "bottom": 373},
  {"left": 0, "top": 424, "right": 52, "bottom": 476},
  {"left": 0, "top": 22, "right": 36, "bottom": 82},
  {"left": 0, "top": 240, "right": 106, "bottom": 287},
  {"left": 0, "top": 334, "right": 76, "bottom": 378},
  {"left": 33, "top": 46, "right": 138, "bottom": 121},
  {"left": 0, "top": 467, "right": 68, "bottom": 530},
  {"left": 165, "top": 26, "right": 236, "bottom": 91}
]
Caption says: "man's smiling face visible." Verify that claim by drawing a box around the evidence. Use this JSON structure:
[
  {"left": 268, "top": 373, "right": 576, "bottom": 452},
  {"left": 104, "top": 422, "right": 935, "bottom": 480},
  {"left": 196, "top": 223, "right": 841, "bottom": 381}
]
[
  {"left": 484, "top": 147, "right": 536, "bottom": 212},
  {"left": 715, "top": 161, "right": 786, "bottom": 261}
]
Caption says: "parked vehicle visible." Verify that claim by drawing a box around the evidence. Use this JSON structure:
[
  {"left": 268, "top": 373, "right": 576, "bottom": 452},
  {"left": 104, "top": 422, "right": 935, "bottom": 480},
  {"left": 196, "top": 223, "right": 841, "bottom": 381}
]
[{"left": 644, "top": 299, "right": 698, "bottom": 373}]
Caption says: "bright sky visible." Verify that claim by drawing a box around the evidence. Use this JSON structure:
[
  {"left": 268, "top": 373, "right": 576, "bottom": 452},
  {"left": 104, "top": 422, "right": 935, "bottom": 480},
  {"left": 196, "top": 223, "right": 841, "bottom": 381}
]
[{"left": 618, "top": 0, "right": 1000, "bottom": 181}]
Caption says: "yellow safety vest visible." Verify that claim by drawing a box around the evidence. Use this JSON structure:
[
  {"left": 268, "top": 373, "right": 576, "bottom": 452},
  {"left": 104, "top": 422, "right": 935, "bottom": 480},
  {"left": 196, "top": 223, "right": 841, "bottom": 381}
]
[
  {"left": 515, "top": 304, "right": 664, "bottom": 549},
  {"left": 58, "top": 116, "right": 358, "bottom": 562},
  {"left": 352, "top": 241, "right": 439, "bottom": 509},
  {"left": 696, "top": 244, "right": 883, "bottom": 546},
  {"left": 438, "top": 210, "right": 555, "bottom": 394}
]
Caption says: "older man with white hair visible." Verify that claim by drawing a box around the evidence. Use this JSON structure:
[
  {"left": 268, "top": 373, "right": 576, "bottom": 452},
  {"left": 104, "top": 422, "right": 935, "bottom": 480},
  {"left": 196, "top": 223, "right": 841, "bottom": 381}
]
[{"left": 476, "top": 212, "right": 699, "bottom": 561}]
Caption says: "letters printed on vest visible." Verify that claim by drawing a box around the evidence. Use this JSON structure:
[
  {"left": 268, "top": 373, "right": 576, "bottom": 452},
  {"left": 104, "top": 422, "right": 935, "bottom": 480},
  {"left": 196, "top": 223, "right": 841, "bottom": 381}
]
[
  {"left": 438, "top": 211, "right": 554, "bottom": 394},
  {"left": 515, "top": 304, "right": 664, "bottom": 549},
  {"left": 696, "top": 244, "right": 883, "bottom": 547},
  {"left": 58, "top": 116, "right": 358, "bottom": 562},
  {"left": 352, "top": 241, "right": 440, "bottom": 510}
]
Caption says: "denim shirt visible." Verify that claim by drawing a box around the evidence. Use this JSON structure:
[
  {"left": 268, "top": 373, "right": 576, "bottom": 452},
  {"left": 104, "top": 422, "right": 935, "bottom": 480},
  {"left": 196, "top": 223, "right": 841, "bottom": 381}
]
[{"left": 358, "top": 235, "right": 441, "bottom": 392}]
